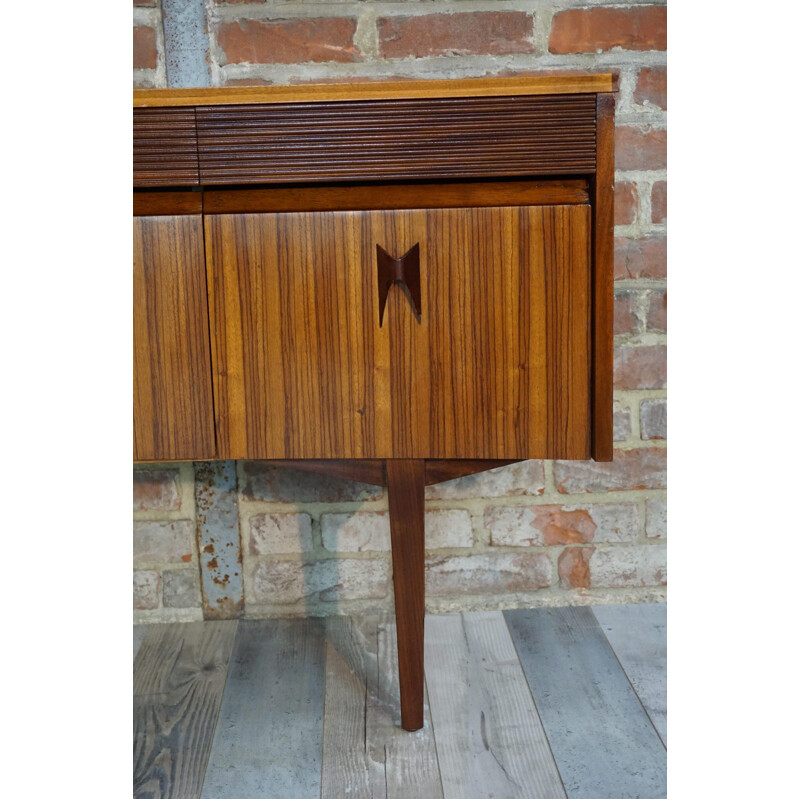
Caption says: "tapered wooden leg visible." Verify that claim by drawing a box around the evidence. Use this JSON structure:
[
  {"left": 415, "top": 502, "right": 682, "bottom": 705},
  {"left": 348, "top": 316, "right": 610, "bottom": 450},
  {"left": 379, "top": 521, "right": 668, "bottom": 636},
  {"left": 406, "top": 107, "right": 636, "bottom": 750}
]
[{"left": 385, "top": 459, "right": 426, "bottom": 731}]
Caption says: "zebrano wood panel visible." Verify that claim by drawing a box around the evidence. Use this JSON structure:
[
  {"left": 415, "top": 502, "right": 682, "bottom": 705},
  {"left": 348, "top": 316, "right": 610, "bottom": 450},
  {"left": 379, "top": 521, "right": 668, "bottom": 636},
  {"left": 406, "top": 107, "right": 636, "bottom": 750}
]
[
  {"left": 207, "top": 205, "right": 590, "bottom": 460},
  {"left": 133, "top": 215, "right": 216, "bottom": 461},
  {"left": 196, "top": 94, "right": 596, "bottom": 184},
  {"left": 133, "top": 107, "right": 199, "bottom": 187}
]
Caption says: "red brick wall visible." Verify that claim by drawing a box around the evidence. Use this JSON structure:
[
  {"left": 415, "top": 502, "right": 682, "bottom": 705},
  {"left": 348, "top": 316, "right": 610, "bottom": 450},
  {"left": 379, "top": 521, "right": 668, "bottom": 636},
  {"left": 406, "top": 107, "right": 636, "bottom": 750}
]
[{"left": 133, "top": 1, "right": 666, "bottom": 621}]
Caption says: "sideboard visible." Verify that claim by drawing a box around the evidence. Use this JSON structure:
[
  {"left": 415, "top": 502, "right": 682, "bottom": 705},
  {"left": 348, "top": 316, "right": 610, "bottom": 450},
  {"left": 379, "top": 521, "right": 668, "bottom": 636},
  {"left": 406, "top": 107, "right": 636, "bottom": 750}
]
[{"left": 133, "top": 75, "right": 616, "bottom": 731}]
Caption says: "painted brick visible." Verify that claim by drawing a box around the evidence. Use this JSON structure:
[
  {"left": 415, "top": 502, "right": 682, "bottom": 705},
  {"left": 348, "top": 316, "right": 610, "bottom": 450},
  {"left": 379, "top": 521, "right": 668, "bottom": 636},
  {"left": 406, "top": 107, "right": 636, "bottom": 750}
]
[
  {"left": 133, "top": 469, "right": 181, "bottom": 512},
  {"left": 250, "top": 513, "right": 313, "bottom": 555},
  {"left": 558, "top": 547, "right": 594, "bottom": 589},
  {"left": 486, "top": 502, "right": 638, "bottom": 546},
  {"left": 425, "top": 460, "right": 545, "bottom": 500},
  {"left": 647, "top": 289, "right": 667, "bottom": 332},
  {"left": 590, "top": 545, "right": 667, "bottom": 588},
  {"left": 651, "top": 180, "right": 667, "bottom": 223},
  {"left": 614, "top": 290, "right": 638, "bottom": 335},
  {"left": 646, "top": 498, "right": 667, "bottom": 539},
  {"left": 133, "top": 26, "right": 158, "bottom": 70},
  {"left": 321, "top": 509, "right": 473, "bottom": 551},
  {"left": 555, "top": 448, "right": 667, "bottom": 493},
  {"left": 616, "top": 126, "right": 667, "bottom": 171},
  {"left": 641, "top": 398, "right": 667, "bottom": 440},
  {"left": 133, "top": 520, "right": 195, "bottom": 564},
  {"left": 322, "top": 512, "right": 390, "bottom": 553},
  {"left": 163, "top": 569, "right": 202, "bottom": 608},
  {"left": 614, "top": 405, "right": 632, "bottom": 442},
  {"left": 218, "top": 18, "right": 360, "bottom": 65},
  {"left": 241, "top": 462, "right": 383, "bottom": 503},
  {"left": 615, "top": 181, "right": 638, "bottom": 225},
  {"left": 251, "top": 558, "right": 390, "bottom": 604},
  {"left": 615, "top": 235, "right": 667, "bottom": 280},
  {"left": 426, "top": 553, "right": 551, "bottom": 596},
  {"left": 133, "top": 571, "right": 160, "bottom": 610},
  {"left": 614, "top": 345, "right": 667, "bottom": 390},
  {"left": 635, "top": 66, "right": 667, "bottom": 110},
  {"left": 378, "top": 12, "right": 534, "bottom": 59},
  {"left": 549, "top": 7, "right": 666, "bottom": 54},
  {"left": 425, "top": 510, "right": 473, "bottom": 549}
]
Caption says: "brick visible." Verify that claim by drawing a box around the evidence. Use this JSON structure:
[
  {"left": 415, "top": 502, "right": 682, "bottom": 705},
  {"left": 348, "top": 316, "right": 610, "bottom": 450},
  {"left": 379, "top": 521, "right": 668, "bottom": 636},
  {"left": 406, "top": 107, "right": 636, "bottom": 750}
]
[
  {"left": 615, "top": 181, "right": 638, "bottom": 225},
  {"left": 590, "top": 545, "right": 666, "bottom": 588},
  {"left": 425, "top": 510, "right": 473, "bottom": 549},
  {"left": 558, "top": 547, "right": 594, "bottom": 589},
  {"left": 646, "top": 498, "right": 667, "bottom": 539},
  {"left": 251, "top": 558, "right": 389, "bottom": 604},
  {"left": 241, "top": 462, "right": 383, "bottom": 503},
  {"left": 550, "top": 7, "right": 666, "bottom": 54},
  {"left": 322, "top": 512, "right": 390, "bottom": 553},
  {"left": 646, "top": 289, "right": 667, "bottom": 333},
  {"left": 133, "top": 0, "right": 157, "bottom": 6},
  {"left": 133, "top": 469, "right": 181, "bottom": 512},
  {"left": 641, "top": 398, "right": 667, "bottom": 440},
  {"left": 321, "top": 509, "right": 472, "bottom": 551},
  {"left": 218, "top": 18, "right": 360, "bottom": 65},
  {"left": 616, "top": 126, "right": 667, "bottom": 171},
  {"left": 378, "top": 12, "right": 533, "bottom": 59},
  {"left": 425, "top": 460, "right": 545, "bottom": 500},
  {"left": 133, "top": 520, "right": 195, "bottom": 564},
  {"left": 555, "top": 448, "right": 667, "bottom": 493},
  {"left": 426, "top": 553, "right": 551, "bottom": 596},
  {"left": 250, "top": 513, "right": 313, "bottom": 555},
  {"left": 133, "top": 26, "right": 157, "bottom": 70},
  {"left": 635, "top": 67, "right": 667, "bottom": 110},
  {"left": 614, "top": 405, "right": 632, "bottom": 442},
  {"left": 163, "top": 569, "right": 202, "bottom": 608},
  {"left": 614, "top": 345, "right": 667, "bottom": 390},
  {"left": 486, "top": 502, "right": 638, "bottom": 546},
  {"left": 133, "top": 571, "right": 160, "bottom": 610},
  {"left": 614, "top": 290, "right": 638, "bottom": 335},
  {"left": 651, "top": 181, "right": 667, "bottom": 223},
  {"left": 615, "top": 235, "right": 667, "bottom": 280}
]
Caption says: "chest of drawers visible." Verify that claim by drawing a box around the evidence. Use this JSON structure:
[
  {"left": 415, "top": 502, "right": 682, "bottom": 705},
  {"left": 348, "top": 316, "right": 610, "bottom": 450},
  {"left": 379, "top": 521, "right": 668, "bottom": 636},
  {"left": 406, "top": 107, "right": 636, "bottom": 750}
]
[{"left": 133, "top": 75, "right": 616, "bottom": 730}]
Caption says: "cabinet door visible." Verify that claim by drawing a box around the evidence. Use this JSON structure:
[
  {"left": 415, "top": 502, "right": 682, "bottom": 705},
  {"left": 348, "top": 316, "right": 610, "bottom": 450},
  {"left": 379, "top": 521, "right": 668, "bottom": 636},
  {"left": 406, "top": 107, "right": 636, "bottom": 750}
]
[
  {"left": 133, "top": 215, "right": 216, "bottom": 461},
  {"left": 205, "top": 204, "right": 590, "bottom": 460}
]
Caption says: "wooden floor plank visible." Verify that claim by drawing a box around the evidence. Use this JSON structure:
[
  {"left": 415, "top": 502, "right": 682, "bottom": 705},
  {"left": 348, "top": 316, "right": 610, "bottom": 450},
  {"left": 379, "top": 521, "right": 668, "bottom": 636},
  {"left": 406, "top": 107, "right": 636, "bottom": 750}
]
[
  {"left": 133, "top": 620, "right": 238, "bottom": 799},
  {"left": 505, "top": 607, "right": 666, "bottom": 799},
  {"left": 321, "top": 615, "right": 442, "bottom": 799},
  {"left": 133, "top": 625, "right": 146, "bottom": 663},
  {"left": 592, "top": 603, "right": 667, "bottom": 745},
  {"left": 200, "top": 618, "right": 326, "bottom": 799},
  {"left": 425, "top": 611, "right": 566, "bottom": 799}
]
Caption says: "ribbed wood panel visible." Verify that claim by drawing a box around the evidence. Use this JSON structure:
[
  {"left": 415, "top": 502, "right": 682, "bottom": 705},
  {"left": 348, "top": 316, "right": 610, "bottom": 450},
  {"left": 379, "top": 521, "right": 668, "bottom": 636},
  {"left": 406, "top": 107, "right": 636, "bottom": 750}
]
[
  {"left": 196, "top": 95, "right": 596, "bottom": 184},
  {"left": 133, "top": 107, "right": 199, "bottom": 187}
]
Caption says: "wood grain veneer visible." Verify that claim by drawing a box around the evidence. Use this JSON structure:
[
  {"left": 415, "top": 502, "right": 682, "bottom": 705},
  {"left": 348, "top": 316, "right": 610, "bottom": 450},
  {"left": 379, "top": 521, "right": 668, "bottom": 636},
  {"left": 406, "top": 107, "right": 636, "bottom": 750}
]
[
  {"left": 133, "top": 107, "right": 199, "bottom": 187},
  {"left": 195, "top": 95, "right": 597, "bottom": 185},
  {"left": 206, "top": 204, "right": 590, "bottom": 461},
  {"left": 134, "top": 215, "right": 215, "bottom": 461},
  {"left": 133, "top": 74, "right": 616, "bottom": 107}
]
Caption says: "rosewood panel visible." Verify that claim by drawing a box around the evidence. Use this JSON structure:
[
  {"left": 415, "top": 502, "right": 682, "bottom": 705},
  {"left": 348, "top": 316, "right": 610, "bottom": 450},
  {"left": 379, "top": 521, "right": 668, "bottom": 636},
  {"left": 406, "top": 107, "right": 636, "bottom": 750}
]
[
  {"left": 133, "top": 215, "right": 216, "bottom": 461},
  {"left": 133, "top": 107, "right": 199, "bottom": 188},
  {"left": 196, "top": 95, "right": 597, "bottom": 185}
]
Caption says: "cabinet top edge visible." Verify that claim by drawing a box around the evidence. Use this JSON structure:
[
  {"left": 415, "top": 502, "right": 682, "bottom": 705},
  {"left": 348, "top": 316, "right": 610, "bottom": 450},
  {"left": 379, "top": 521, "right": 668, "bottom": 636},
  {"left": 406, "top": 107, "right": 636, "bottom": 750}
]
[{"left": 133, "top": 74, "right": 617, "bottom": 108}]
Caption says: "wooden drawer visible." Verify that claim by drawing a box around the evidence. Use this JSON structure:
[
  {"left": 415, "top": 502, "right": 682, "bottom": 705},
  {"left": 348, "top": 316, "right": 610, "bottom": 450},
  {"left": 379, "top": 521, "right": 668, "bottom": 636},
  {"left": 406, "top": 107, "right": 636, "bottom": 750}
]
[
  {"left": 133, "top": 107, "right": 199, "bottom": 187},
  {"left": 196, "top": 94, "right": 597, "bottom": 185}
]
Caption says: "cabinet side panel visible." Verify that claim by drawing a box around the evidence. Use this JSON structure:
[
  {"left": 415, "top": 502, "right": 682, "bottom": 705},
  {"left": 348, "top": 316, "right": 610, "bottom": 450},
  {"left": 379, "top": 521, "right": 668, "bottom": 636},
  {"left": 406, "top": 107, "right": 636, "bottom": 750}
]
[{"left": 133, "top": 215, "right": 216, "bottom": 461}]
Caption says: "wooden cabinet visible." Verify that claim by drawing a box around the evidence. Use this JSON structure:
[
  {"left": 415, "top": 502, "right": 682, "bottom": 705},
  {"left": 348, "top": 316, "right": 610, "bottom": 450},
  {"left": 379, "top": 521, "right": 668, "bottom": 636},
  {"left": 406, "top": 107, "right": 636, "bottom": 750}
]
[{"left": 133, "top": 75, "right": 617, "bottom": 730}]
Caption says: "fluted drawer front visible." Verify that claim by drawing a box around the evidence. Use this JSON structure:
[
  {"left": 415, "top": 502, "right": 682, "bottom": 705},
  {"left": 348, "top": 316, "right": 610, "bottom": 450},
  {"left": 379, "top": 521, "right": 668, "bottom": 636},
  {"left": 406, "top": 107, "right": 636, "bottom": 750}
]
[
  {"left": 196, "top": 94, "right": 596, "bottom": 185},
  {"left": 134, "top": 107, "right": 199, "bottom": 187}
]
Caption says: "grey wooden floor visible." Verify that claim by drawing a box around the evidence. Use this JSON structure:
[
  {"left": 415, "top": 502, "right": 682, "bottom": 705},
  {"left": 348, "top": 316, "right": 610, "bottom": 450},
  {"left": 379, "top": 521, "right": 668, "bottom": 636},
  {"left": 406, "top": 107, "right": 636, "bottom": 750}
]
[{"left": 134, "top": 604, "right": 666, "bottom": 799}]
